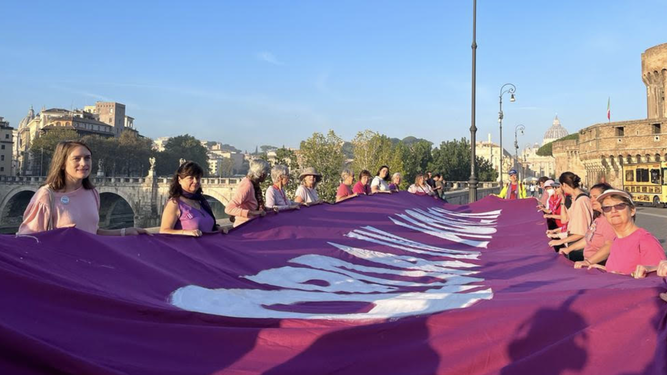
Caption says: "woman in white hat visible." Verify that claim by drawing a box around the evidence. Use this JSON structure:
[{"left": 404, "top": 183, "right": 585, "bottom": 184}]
[{"left": 295, "top": 167, "right": 324, "bottom": 205}]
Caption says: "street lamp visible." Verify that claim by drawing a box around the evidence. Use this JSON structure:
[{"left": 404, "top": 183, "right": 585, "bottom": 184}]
[
  {"left": 514, "top": 124, "right": 525, "bottom": 181},
  {"left": 468, "top": 0, "right": 478, "bottom": 203},
  {"left": 498, "top": 83, "right": 516, "bottom": 185}
]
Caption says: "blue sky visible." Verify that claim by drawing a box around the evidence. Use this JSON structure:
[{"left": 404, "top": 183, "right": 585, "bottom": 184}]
[{"left": 1, "top": 0, "right": 666, "bottom": 152}]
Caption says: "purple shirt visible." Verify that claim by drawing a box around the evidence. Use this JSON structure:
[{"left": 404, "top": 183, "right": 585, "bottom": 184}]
[{"left": 174, "top": 199, "right": 215, "bottom": 232}]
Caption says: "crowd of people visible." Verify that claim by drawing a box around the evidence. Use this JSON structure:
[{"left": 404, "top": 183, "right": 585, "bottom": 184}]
[{"left": 16, "top": 141, "right": 667, "bottom": 300}]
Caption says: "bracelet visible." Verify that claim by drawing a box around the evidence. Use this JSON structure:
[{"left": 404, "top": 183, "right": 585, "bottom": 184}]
[{"left": 120, "top": 228, "right": 126, "bottom": 237}]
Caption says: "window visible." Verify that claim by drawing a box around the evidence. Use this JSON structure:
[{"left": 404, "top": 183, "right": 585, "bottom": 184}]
[
  {"left": 0, "top": 167, "right": 3, "bottom": 172},
  {"left": 636, "top": 168, "right": 649, "bottom": 182},
  {"left": 663, "top": 169, "right": 667, "bottom": 186},
  {"left": 4, "top": 134, "right": 8, "bottom": 139},
  {"left": 651, "top": 169, "right": 661, "bottom": 184},
  {"left": 0, "top": 145, "right": 4, "bottom": 150},
  {"left": 653, "top": 123, "right": 661, "bottom": 134},
  {"left": 626, "top": 170, "right": 634, "bottom": 182},
  {"left": 616, "top": 127, "right": 625, "bottom": 137},
  {"left": 1, "top": 155, "right": 3, "bottom": 161}
]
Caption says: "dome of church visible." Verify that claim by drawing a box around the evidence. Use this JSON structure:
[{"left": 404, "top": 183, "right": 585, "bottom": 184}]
[
  {"left": 543, "top": 115, "right": 568, "bottom": 145},
  {"left": 18, "top": 106, "right": 35, "bottom": 129}
]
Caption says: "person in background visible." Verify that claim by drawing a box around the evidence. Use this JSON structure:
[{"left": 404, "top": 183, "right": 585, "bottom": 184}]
[
  {"left": 388, "top": 172, "right": 402, "bottom": 192},
  {"left": 559, "top": 183, "right": 616, "bottom": 266},
  {"left": 18, "top": 141, "right": 148, "bottom": 236},
  {"left": 353, "top": 170, "right": 372, "bottom": 195},
  {"left": 408, "top": 174, "right": 436, "bottom": 196},
  {"left": 295, "top": 167, "right": 324, "bottom": 205},
  {"left": 371, "top": 165, "right": 392, "bottom": 193},
  {"left": 225, "top": 159, "right": 269, "bottom": 227},
  {"left": 425, "top": 172, "right": 436, "bottom": 189},
  {"left": 265, "top": 165, "right": 300, "bottom": 212},
  {"left": 160, "top": 161, "right": 224, "bottom": 236},
  {"left": 537, "top": 176, "right": 551, "bottom": 207},
  {"left": 434, "top": 174, "right": 445, "bottom": 199},
  {"left": 336, "top": 168, "right": 358, "bottom": 203},
  {"left": 497, "top": 169, "right": 527, "bottom": 199},
  {"left": 589, "top": 189, "right": 665, "bottom": 275},
  {"left": 549, "top": 172, "right": 593, "bottom": 253},
  {"left": 541, "top": 180, "right": 563, "bottom": 231}
]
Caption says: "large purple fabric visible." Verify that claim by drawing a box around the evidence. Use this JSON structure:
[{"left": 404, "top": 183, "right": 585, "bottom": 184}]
[{"left": 1, "top": 192, "right": 665, "bottom": 374}]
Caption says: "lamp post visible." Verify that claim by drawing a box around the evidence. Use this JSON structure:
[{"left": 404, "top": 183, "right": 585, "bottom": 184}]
[
  {"left": 468, "top": 0, "right": 478, "bottom": 203},
  {"left": 514, "top": 124, "right": 525, "bottom": 181},
  {"left": 498, "top": 83, "right": 516, "bottom": 185}
]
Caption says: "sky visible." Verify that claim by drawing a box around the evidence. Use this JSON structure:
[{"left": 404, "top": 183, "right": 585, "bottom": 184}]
[{"left": 1, "top": 0, "right": 666, "bottom": 153}]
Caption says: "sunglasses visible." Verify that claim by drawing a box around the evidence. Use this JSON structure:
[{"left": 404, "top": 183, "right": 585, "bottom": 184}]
[{"left": 601, "top": 202, "right": 629, "bottom": 213}]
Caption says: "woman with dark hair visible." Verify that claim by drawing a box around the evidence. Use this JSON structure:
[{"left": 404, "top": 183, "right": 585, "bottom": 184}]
[
  {"left": 353, "top": 170, "right": 372, "bottom": 195},
  {"left": 160, "top": 161, "right": 223, "bottom": 236},
  {"left": 589, "top": 189, "right": 665, "bottom": 276},
  {"left": 225, "top": 159, "right": 270, "bottom": 227},
  {"left": 371, "top": 165, "right": 392, "bottom": 193},
  {"left": 548, "top": 172, "right": 593, "bottom": 251},
  {"left": 18, "top": 141, "right": 147, "bottom": 236},
  {"left": 556, "top": 183, "right": 617, "bottom": 265}
]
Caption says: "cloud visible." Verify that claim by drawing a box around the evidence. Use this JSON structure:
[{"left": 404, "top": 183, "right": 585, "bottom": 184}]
[
  {"left": 256, "top": 51, "right": 284, "bottom": 65},
  {"left": 50, "top": 85, "right": 112, "bottom": 102}
]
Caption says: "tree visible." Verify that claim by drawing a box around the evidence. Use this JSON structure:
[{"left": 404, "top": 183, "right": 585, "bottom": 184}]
[
  {"left": 429, "top": 138, "right": 497, "bottom": 182},
  {"left": 155, "top": 134, "right": 209, "bottom": 176},
  {"left": 29, "top": 128, "right": 80, "bottom": 175},
  {"left": 298, "top": 130, "right": 346, "bottom": 202},
  {"left": 402, "top": 139, "right": 433, "bottom": 185},
  {"left": 351, "top": 130, "right": 406, "bottom": 187},
  {"left": 117, "top": 132, "right": 154, "bottom": 176}
]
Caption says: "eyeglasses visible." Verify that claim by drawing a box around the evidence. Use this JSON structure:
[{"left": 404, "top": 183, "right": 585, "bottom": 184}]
[{"left": 601, "top": 202, "right": 629, "bottom": 213}]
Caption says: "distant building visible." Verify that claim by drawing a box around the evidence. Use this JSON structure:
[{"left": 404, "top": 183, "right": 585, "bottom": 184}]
[
  {"left": 518, "top": 116, "right": 564, "bottom": 179},
  {"left": 476, "top": 133, "right": 512, "bottom": 181},
  {"left": 203, "top": 141, "right": 245, "bottom": 176},
  {"left": 15, "top": 102, "right": 139, "bottom": 175},
  {"left": 0, "top": 117, "right": 14, "bottom": 176}
]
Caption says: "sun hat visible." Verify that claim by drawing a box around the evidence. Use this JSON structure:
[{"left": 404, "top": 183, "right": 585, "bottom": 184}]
[
  {"left": 596, "top": 189, "right": 634, "bottom": 204},
  {"left": 299, "top": 167, "right": 322, "bottom": 183},
  {"left": 508, "top": 169, "right": 518, "bottom": 175}
]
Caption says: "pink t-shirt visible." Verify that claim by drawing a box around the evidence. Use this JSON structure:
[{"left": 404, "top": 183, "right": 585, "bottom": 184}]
[
  {"left": 567, "top": 194, "right": 593, "bottom": 236},
  {"left": 583, "top": 216, "right": 616, "bottom": 259},
  {"left": 352, "top": 181, "right": 370, "bottom": 195},
  {"left": 336, "top": 183, "right": 353, "bottom": 199},
  {"left": 224, "top": 177, "right": 258, "bottom": 228},
  {"left": 605, "top": 228, "right": 666, "bottom": 275},
  {"left": 18, "top": 186, "right": 100, "bottom": 234}
]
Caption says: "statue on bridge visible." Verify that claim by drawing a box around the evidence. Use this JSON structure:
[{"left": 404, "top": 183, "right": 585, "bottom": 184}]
[
  {"left": 96, "top": 159, "right": 105, "bottom": 177},
  {"left": 148, "top": 157, "right": 156, "bottom": 178},
  {"left": 179, "top": 158, "right": 186, "bottom": 167}
]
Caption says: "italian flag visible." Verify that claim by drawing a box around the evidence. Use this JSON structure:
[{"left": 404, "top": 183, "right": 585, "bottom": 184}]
[{"left": 607, "top": 97, "right": 611, "bottom": 121}]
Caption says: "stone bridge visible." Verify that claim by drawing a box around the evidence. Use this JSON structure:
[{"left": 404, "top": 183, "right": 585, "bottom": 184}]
[{"left": 0, "top": 175, "right": 240, "bottom": 233}]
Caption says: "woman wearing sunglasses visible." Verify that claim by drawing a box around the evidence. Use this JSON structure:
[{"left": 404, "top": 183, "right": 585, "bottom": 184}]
[{"left": 587, "top": 189, "right": 665, "bottom": 275}]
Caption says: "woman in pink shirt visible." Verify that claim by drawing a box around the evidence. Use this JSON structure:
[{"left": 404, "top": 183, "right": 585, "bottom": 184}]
[
  {"left": 18, "top": 141, "right": 147, "bottom": 236},
  {"left": 588, "top": 189, "right": 665, "bottom": 275},
  {"left": 549, "top": 172, "right": 593, "bottom": 252},
  {"left": 225, "top": 159, "right": 269, "bottom": 228},
  {"left": 160, "top": 161, "right": 225, "bottom": 237},
  {"left": 352, "top": 170, "right": 372, "bottom": 195},
  {"left": 336, "top": 168, "right": 358, "bottom": 203}
]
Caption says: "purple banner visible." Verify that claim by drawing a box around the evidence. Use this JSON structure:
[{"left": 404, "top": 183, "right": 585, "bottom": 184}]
[{"left": 1, "top": 192, "right": 665, "bottom": 374}]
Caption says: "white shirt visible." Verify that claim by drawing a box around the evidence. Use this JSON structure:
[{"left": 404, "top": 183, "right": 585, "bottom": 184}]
[
  {"left": 371, "top": 176, "right": 390, "bottom": 191},
  {"left": 295, "top": 185, "right": 319, "bottom": 203}
]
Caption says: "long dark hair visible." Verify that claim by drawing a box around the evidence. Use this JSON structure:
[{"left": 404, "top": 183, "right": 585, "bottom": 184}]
[
  {"left": 168, "top": 161, "right": 204, "bottom": 199},
  {"left": 45, "top": 141, "right": 95, "bottom": 191},
  {"left": 559, "top": 172, "right": 581, "bottom": 189},
  {"left": 376, "top": 165, "right": 390, "bottom": 181}
]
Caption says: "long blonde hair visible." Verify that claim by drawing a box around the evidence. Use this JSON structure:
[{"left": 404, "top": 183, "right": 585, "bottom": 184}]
[{"left": 44, "top": 141, "right": 95, "bottom": 191}]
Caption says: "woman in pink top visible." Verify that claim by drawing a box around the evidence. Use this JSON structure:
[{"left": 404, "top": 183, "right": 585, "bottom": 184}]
[
  {"left": 160, "top": 161, "right": 225, "bottom": 237},
  {"left": 549, "top": 172, "right": 593, "bottom": 252},
  {"left": 352, "top": 170, "right": 372, "bottom": 196},
  {"left": 558, "top": 183, "right": 616, "bottom": 266},
  {"left": 224, "top": 159, "right": 269, "bottom": 228},
  {"left": 18, "top": 141, "right": 147, "bottom": 236},
  {"left": 336, "top": 168, "right": 358, "bottom": 203},
  {"left": 588, "top": 189, "right": 665, "bottom": 275}
]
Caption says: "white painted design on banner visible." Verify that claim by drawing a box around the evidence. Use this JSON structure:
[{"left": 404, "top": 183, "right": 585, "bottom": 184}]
[{"left": 170, "top": 205, "right": 501, "bottom": 320}]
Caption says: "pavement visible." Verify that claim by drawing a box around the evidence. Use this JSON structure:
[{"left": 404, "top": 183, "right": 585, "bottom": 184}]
[{"left": 635, "top": 205, "right": 667, "bottom": 252}]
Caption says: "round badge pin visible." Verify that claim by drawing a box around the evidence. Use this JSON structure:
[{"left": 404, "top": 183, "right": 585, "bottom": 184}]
[{"left": 60, "top": 196, "right": 70, "bottom": 205}]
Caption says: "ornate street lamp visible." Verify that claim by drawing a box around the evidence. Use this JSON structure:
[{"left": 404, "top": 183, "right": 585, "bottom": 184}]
[
  {"left": 514, "top": 124, "right": 525, "bottom": 180},
  {"left": 498, "top": 83, "right": 516, "bottom": 184},
  {"left": 468, "top": 0, "right": 478, "bottom": 203}
]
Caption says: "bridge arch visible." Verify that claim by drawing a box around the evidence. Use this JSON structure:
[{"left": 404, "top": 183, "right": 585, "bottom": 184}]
[
  {"left": 203, "top": 194, "right": 228, "bottom": 219},
  {"left": 98, "top": 192, "right": 136, "bottom": 229},
  {"left": 0, "top": 186, "right": 38, "bottom": 233}
]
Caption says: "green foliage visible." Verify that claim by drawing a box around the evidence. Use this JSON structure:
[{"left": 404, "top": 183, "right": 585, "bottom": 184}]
[
  {"left": 537, "top": 133, "right": 579, "bottom": 157},
  {"left": 351, "top": 130, "right": 407, "bottom": 189},
  {"left": 402, "top": 140, "right": 433, "bottom": 186},
  {"left": 155, "top": 134, "right": 209, "bottom": 176},
  {"left": 28, "top": 128, "right": 81, "bottom": 175},
  {"left": 259, "top": 147, "right": 300, "bottom": 198},
  {"left": 298, "top": 130, "right": 346, "bottom": 202},
  {"left": 80, "top": 132, "right": 154, "bottom": 177},
  {"left": 429, "top": 138, "right": 497, "bottom": 182}
]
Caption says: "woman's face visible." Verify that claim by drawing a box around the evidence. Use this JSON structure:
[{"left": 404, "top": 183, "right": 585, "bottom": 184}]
[
  {"left": 602, "top": 196, "right": 635, "bottom": 227},
  {"left": 416, "top": 176, "right": 424, "bottom": 185},
  {"left": 392, "top": 175, "right": 401, "bottom": 185},
  {"left": 344, "top": 174, "right": 354, "bottom": 185},
  {"left": 379, "top": 167, "right": 388, "bottom": 179},
  {"left": 360, "top": 175, "right": 369, "bottom": 185},
  {"left": 304, "top": 175, "right": 315, "bottom": 186},
  {"left": 179, "top": 174, "right": 200, "bottom": 194},
  {"left": 64, "top": 145, "right": 92, "bottom": 182},
  {"left": 279, "top": 174, "right": 290, "bottom": 186},
  {"left": 589, "top": 188, "right": 603, "bottom": 212}
]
